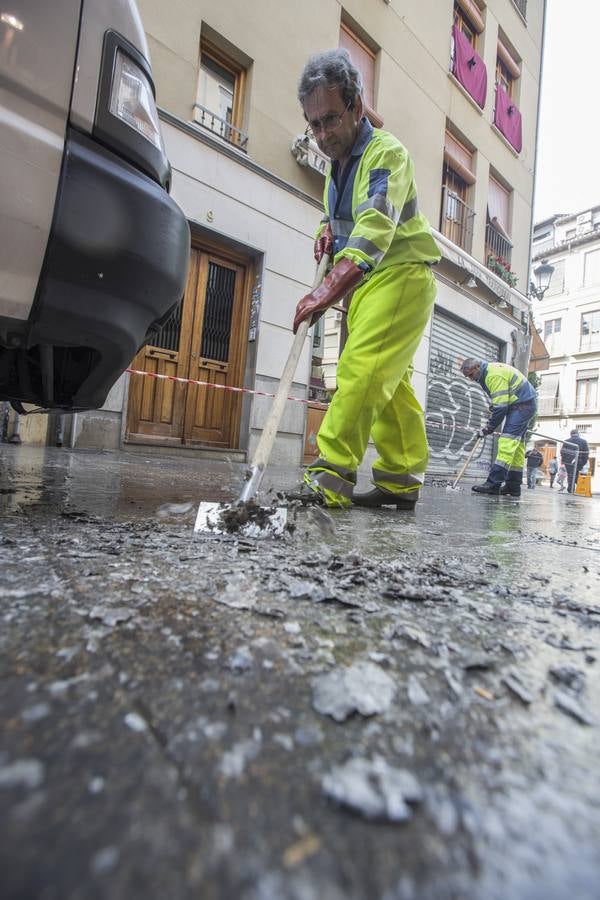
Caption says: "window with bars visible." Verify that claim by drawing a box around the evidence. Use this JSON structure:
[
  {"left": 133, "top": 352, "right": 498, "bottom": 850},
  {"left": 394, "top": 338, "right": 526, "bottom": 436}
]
[
  {"left": 486, "top": 175, "right": 512, "bottom": 265},
  {"left": 194, "top": 36, "right": 248, "bottom": 150},
  {"left": 441, "top": 164, "right": 475, "bottom": 253},
  {"left": 441, "top": 130, "right": 475, "bottom": 254}
]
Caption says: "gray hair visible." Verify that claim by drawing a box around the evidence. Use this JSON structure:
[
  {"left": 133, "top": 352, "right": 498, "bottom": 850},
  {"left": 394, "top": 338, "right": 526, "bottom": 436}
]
[
  {"left": 298, "top": 48, "right": 363, "bottom": 109},
  {"left": 461, "top": 357, "right": 481, "bottom": 373}
]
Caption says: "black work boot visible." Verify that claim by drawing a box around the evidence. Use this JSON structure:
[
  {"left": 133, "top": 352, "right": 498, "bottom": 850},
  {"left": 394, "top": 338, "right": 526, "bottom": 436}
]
[
  {"left": 500, "top": 469, "right": 522, "bottom": 497},
  {"left": 472, "top": 482, "right": 501, "bottom": 495},
  {"left": 353, "top": 486, "right": 419, "bottom": 510}
]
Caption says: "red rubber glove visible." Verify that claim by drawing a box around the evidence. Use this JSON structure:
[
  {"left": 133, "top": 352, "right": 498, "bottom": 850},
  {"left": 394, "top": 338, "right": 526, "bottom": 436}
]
[
  {"left": 293, "top": 257, "right": 363, "bottom": 334},
  {"left": 314, "top": 222, "right": 333, "bottom": 263}
]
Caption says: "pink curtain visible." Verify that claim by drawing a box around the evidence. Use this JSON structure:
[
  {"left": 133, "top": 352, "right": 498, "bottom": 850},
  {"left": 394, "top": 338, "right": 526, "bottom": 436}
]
[
  {"left": 452, "top": 26, "right": 487, "bottom": 109},
  {"left": 494, "top": 83, "right": 522, "bottom": 153}
]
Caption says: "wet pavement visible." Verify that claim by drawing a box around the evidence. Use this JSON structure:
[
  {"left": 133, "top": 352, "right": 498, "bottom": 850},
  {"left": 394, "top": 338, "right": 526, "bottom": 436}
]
[{"left": 1, "top": 445, "right": 599, "bottom": 900}]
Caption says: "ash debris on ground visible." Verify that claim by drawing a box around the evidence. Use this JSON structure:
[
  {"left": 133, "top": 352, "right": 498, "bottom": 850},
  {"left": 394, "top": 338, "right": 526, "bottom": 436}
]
[{"left": 1, "top": 447, "right": 600, "bottom": 900}]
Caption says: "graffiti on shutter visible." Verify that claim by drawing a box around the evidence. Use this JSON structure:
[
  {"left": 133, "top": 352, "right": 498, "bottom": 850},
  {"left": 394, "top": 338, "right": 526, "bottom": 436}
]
[{"left": 426, "top": 311, "right": 501, "bottom": 477}]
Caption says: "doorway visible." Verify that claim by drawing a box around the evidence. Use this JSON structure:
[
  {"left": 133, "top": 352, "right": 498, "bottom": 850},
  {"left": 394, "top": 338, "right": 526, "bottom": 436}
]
[{"left": 126, "top": 239, "right": 253, "bottom": 449}]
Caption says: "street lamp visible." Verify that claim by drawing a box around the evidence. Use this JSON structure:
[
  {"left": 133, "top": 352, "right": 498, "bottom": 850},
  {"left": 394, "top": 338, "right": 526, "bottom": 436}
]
[{"left": 529, "top": 259, "right": 555, "bottom": 300}]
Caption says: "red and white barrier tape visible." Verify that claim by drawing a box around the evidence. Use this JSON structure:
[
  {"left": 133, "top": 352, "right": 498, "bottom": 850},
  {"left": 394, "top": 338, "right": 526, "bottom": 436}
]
[
  {"left": 126, "top": 367, "right": 329, "bottom": 410},
  {"left": 126, "top": 367, "right": 480, "bottom": 437}
]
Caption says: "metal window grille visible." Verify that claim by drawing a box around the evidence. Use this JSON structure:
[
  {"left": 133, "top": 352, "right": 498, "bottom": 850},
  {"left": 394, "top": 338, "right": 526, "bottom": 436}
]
[
  {"left": 440, "top": 186, "right": 475, "bottom": 255},
  {"left": 200, "top": 263, "right": 236, "bottom": 362},
  {"left": 151, "top": 301, "right": 182, "bottom": 352},
  {"left": 485, "top": 220, "right": 513, "bottom": 266}
]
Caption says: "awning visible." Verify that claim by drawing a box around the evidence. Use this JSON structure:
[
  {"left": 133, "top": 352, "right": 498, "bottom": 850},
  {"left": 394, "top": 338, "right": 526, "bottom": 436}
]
[{"left": 538, "top": 372, "right": 559, "bottom": 399}]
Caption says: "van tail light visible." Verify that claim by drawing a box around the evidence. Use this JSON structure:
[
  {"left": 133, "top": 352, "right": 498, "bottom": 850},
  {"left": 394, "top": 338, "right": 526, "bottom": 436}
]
[{"left": 109, "top": 50, "right": 164, "bottom": 154}]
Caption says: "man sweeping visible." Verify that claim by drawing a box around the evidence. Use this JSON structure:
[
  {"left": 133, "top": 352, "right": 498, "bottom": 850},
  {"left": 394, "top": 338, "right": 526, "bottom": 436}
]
[
  {"left": 291, "top": 48, "right": 440, "bottom": 510},
  {"left": 460, "top": 358, "right": 537, "bottom": 497}
]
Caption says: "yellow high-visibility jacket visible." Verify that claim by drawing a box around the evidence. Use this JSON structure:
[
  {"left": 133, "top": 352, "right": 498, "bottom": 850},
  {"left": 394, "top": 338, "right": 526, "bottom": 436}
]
[
  {"left": 479, "top": 362, "right": 536, "bottom": 431},
  {"left": 319, "top": 118, "right": 440, "bottom": 272}
]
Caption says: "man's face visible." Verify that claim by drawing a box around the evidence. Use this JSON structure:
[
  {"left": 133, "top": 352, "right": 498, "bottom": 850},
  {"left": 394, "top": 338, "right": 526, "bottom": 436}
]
[
  {"left": 303, "top": 86, "right": 361, "bottom": 164},
  {"left": 462, "top": 364, "right": 480, "bottom": 381}
]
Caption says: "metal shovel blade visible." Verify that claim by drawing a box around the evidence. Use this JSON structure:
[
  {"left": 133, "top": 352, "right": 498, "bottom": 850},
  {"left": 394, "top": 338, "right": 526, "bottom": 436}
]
[{"left": 194, "top": 501, "right": 288, "bottom": 537}]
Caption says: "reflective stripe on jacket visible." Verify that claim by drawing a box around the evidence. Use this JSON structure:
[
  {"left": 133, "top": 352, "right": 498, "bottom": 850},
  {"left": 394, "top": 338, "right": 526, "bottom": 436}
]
[
  {"left": 478, "top": 362, "right": 536, "bottom": 432},
  {"left": 319, "top": 118, "right": 440, "bottom": 272}
]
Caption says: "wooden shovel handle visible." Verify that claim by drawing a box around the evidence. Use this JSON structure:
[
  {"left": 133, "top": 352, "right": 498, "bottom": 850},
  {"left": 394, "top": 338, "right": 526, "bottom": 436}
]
[
  {"left": 451, "top": 436, "right": 482, "bottom": 489},
  {"left": 248, "top": 254, "right": 331, "bottom": 473}
]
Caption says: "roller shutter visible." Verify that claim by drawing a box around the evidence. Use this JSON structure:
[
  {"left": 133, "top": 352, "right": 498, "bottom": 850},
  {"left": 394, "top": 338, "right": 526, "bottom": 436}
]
[{"left": 426, "top": 311, "right": 502, "bottom": 477}]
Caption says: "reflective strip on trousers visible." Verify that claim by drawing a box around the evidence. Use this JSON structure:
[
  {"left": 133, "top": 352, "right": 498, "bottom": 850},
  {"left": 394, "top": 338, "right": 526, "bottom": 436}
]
[
  {"left": 311, "top": 457, "right": 357, "bottom": 484},
  {"left": 307, "top": 470, "right": 354, "bottom": 499},
  {"left": 372, "top": 470, "right": 423, "bottom": 488}
]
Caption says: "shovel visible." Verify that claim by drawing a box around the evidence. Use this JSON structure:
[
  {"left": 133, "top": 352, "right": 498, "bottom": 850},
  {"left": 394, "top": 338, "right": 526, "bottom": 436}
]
[
  {"left": 446, "top": 436, "right": 482, "bottom": 492},
  {"left": 194, "top": 253, "right": 331, "bottom": 536}
]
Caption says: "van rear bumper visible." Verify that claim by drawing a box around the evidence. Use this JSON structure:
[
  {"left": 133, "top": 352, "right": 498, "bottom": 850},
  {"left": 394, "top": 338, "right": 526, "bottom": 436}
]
[{"left": 28, "top": 128, "right": 190, "bottom": 408}]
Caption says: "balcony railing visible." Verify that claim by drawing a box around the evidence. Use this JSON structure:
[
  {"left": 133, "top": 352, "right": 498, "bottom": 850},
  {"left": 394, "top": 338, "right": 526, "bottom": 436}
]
[
  {"left": 192, "top": 103, "right": 248, "bottom": 150},
  {"left": 579, "top": 335, "right": 600, "bottom": 353},
  {"left": 512, "top": 0, "right": 527, "bottom": 19},
  {"left": 440, "top": 187, "right": 475, "bottom": 255},
  {"left": 537, "top": 397, "right": 562, "bottom": 416},
  {"left": 485, "top": 221, "right": 512, "bottom": 266}
]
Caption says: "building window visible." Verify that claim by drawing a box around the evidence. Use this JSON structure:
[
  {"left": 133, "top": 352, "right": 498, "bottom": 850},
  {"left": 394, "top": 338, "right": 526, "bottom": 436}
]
[
  {"left": 537, "top": 372, "right": 560, "bottom": 415},
  {"left": 543, "top": 258, "right": 565, "bottom": 297},
  {"left": 194, "top": 37, "right": 248, "bottom": 150},
  {"left": 486, "top": 174, "right": 513, "bottom": 267},
  {"left": 584, "top": 249, "right": 600, "bottom": 285},
  {"left": 544, "top": 318, "right": 561, "bottom": 339},
  {"left": 451, "top": 2, "right": 487, "bottom": 109},
  {"left": 495, "top": 57, "right": 513, "bottom": 97},
  {"left": 339, "top": 21, "right": 383, "bottom": 127},
  {"left": 453, "top": 1, "right": 483, "bottom": 47},
  {"left": 575, "top": 369, "right": 598, "bottom": 412},
  {"left": 496, "top": 37, "right": 521, "bottom": 98},
  {"left": 493, "top": 37, "right": 522, "bottom": 152},
  {"left": 581, "top": 309, "right": 600, "bottom": 351},
  {"left": 441, "top": 130, "right": 475, "bottom": 254},
  {"left": 566, "top": 228, "right": 576, "bottom": 239}
]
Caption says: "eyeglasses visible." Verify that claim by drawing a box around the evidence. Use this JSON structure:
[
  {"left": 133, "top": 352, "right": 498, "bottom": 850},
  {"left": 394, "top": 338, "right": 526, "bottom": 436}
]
[{"left": 304, "top": 102, "right": 351, "bottom": 139}]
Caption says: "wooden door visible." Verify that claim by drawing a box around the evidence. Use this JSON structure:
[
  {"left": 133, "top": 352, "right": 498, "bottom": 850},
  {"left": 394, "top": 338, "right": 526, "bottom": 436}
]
[
  {"left": 183, "top": 254, "right": 246, "bottom": 447},
  {"left": 126, "top": 242, "right": 251, "bottom": 449}
]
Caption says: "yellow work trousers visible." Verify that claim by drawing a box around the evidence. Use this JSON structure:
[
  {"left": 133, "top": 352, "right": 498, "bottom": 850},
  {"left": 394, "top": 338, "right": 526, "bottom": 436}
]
[{"left": 311, "top": 263, "right": 436, "bottom": 501}]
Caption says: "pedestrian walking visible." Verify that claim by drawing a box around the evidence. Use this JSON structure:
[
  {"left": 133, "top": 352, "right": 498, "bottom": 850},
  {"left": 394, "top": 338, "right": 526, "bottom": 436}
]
[
  {"left": 290, "top": 48, "right": 440, "bottom": 510},
  {"left": 560, "top": 429, "right": 589, "bottom": 493},
  {"left": 460, "top": 359, "right": 536, "bottom": 497},
  {"left": 525, "top": 446, "right": 543, "bottom": 489},
  {"left": 556, "top": 463, "right": 568, "bottom": 491},
  {"left": 548, "top": 456, "right": 558, "bottom": 488}
]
